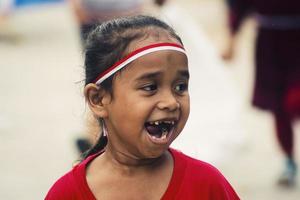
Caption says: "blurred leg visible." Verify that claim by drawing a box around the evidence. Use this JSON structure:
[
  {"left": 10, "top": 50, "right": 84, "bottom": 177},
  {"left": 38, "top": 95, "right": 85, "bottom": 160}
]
[
  {"left": 274, "top": 30, "right": 300, "bottom": 186},
  {"left": 274, "top": 108, "right": 293, "bottom": 158},
  {"left": 274, "top": 99, "right": 297, "bottom": 186}
]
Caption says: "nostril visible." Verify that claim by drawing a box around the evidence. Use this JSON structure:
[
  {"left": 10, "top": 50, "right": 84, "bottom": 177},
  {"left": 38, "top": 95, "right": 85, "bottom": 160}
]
[
  {"left": 156, "top": 90, "right": 180, "bottom": 110},
  {"left": 157, "top": 99, "right": 180, "bottom": 111},
  {"left": 170, "top": 102, "right": 180, "bottom": 111}
]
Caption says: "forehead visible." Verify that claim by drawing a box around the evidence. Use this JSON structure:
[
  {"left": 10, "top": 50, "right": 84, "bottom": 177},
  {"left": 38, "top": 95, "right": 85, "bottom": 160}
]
[
  {"left": 113, "top": 28, "right": 188, "bottom": 83},
  {"left": 116, "top": 48, "right": 188, "bottom": 84},
  {"left": 126, "top": 28, "right": 181, "bottom": 53}
]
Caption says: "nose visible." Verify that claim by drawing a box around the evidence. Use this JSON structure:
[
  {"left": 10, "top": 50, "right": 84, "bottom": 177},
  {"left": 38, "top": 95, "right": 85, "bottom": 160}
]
[{"left": 157, "top": 91, "right": 180, "bottom": 111}]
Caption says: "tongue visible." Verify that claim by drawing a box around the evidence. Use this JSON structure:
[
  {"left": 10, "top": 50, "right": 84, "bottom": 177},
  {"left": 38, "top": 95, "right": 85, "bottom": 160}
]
[{"left": 145, "top": 125, "right": 163, "bottom": 138}]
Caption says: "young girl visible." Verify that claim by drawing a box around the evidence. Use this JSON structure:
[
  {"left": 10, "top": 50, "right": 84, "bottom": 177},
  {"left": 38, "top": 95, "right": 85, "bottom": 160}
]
[{"left": 45, "top": 15, "right": 240, "bottom": 200}]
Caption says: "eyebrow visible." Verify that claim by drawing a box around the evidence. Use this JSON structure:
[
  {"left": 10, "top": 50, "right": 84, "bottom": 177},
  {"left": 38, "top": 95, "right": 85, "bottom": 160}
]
[
  {"left": 135, "top": 71, "right": 161, "bottom": 81},
  {"left": 178, "top": 70, "right": 190, "bottom": 79},
  {"left": 135, "top": 69, "right": 190, "bottom": 81}
]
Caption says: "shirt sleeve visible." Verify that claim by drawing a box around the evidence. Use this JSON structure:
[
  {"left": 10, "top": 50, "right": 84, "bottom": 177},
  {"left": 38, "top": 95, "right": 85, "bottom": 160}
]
[
  {"left": 192, "top": 158, "right": 240, "bottom": 200},
  {"left": 44, "top": 173, "right": 77, "bottom": 200},
  {"left": 210, "top": 174, "right": 240, "bottom": 200}
]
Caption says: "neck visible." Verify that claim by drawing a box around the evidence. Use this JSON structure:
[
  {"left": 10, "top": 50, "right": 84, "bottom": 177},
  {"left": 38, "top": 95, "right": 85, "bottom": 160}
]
[{"left": 101, "top": 146, "right": 169, "bottom": 174}]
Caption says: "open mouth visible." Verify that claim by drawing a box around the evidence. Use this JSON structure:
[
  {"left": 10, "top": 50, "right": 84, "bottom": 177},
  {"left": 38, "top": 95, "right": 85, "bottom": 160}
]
[{"left": 144, "top": 120, "right": 176, "bottom": 142}]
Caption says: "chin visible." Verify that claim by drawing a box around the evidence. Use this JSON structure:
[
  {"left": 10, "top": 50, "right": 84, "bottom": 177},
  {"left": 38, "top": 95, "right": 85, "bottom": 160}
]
[{"left": 143, "top": 145, "right": 170, "bottom": 159}]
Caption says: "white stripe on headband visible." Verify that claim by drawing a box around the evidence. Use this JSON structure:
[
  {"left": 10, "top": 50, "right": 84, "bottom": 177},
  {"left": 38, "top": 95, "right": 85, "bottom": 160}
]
[{"left": 93, "top": 43, "right": 186, "bottom": 85}]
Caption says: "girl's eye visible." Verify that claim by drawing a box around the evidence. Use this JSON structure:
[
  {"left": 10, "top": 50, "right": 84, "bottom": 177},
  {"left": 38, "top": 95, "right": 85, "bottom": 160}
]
[
  {"left": 174, "top": 83, "right": 188, "bottom": 93},
  {"left": 142, "top": 84, "right": 157, "bottom": 92}
]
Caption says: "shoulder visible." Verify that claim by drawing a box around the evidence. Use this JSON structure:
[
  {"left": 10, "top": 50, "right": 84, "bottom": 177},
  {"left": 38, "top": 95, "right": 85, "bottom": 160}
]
[
  {"left": 170, "top": 148, "right": 240, "bottom": 199},
  {"left": 45, "top": 167, "right": 79, "bottom": 200},
  {"left": 171, "top": 148, "right": 224, "bottom": 178},
  {"left": 45, "top": 153, "right": 101, "bottom": 200}
]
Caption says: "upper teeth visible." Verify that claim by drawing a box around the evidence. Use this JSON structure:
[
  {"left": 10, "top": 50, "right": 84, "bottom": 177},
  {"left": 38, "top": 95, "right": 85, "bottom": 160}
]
[{"left": 149, "top": 121, "right": 175, "bottom": 125}]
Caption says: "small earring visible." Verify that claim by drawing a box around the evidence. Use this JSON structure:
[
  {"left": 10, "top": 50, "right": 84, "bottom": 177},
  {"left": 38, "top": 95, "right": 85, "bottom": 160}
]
[
  {"left": 101, "top": 120, "right": 108, "bottom": 137},
  {"left": 103, "top": 126, "right": 108, "bottom": 136}
]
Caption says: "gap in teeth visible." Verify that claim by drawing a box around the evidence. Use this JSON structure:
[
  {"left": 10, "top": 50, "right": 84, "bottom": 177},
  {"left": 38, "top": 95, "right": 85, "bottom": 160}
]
[
  {"left": 146, "top": 120, "right": 175, "bottom": 139},
  {"left": 149, "top": 120, "right": 175, "bottom": 125}
]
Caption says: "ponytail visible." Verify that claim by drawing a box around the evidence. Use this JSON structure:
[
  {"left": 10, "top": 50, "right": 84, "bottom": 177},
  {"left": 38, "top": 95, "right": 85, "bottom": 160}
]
[
  {"left": 81, "top": 119, "right": 108, "bottom": 160},
  {"left": 82, "top": 134, "right": 107, "bottom": 160}
]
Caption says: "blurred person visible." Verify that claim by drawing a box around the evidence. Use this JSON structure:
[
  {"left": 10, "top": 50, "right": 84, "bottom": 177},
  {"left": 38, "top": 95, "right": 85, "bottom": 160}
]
[
  {"left": 45, "top": 15, "right": 240, "bottom": 200},
  {"left": 70, "top": 0, "right": 167, "bottom": 154},
  {"left": 222, "top": 0, "right": 300, "bottom": 186},
  {"left": 0, "top": 0, "right": 14, "bottom": 31},
  {"left": 70, "top": 0, "right": 167, "bottom": 46},
  {"left": 0, "top": 0, "right": 13, "bottom": 20}
]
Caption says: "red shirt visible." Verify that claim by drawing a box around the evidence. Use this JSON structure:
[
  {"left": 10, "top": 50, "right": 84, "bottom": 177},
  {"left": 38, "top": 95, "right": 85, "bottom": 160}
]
[{"left": 45, "top": 149, "right": 240, "bottom": 200}]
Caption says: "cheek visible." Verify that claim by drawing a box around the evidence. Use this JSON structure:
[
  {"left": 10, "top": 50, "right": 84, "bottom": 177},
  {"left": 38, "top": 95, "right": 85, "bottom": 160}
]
[
  {"left": 113, "top": 95, "right": 151, "bottom": 122},
  {"left": 182, "top": 95, "right": 190, "bottom": 116},
  {"left": 186, "top": 96, "right": 190, "bottom": 116},
  {"left": 179, "top": 96, "right": 190, "bottom": 129}
]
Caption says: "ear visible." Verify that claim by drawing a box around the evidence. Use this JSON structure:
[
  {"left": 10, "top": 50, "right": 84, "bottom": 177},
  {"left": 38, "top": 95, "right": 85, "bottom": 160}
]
[{"left": 84, "top": 83, "right": 111, "bottom": 118}]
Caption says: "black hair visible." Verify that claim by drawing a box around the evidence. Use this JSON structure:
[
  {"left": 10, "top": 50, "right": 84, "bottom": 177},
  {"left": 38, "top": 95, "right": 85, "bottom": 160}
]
[{"left": 82, "top": 15, "right": 183, "bottom": 159}]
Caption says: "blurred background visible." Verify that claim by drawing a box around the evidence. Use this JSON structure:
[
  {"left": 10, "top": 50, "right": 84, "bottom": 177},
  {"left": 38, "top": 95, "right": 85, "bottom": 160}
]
[{"left": 0, "top": 0, "right": 299, "bottom": 199}]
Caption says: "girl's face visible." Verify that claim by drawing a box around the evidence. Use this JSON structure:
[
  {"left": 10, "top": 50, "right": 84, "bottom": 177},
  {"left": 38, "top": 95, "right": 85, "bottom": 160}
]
[{"left": 104, "top": 36, "right": 190, "bottom": 159}]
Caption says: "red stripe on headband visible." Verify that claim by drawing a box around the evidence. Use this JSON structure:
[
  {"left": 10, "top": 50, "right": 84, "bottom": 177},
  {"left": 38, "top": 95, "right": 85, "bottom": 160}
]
[{"left": 92, "top": 42, "right": 185, "bottom": 84}]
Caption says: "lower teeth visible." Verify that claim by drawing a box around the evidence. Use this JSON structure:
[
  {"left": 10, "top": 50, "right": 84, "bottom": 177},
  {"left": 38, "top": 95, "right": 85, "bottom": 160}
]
[
  {"left": 161, "top": 134, "right": 167, "bottom": 140},
  {"left": 145, "top": 123, "right": 173, "bottom": 140},
  {"left": 159, "top": 131, "right": 168, "bottom": 139},
  {"left": 150, "top": 131, "right": 168, "bottom": 140}
]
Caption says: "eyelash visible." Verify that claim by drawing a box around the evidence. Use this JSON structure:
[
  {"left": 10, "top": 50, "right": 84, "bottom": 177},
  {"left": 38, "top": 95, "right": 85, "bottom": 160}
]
[
  {"left": 140, "top": 82, "right": 188, "bottom": 94},
  {"left": 142, "top": 84, "right": 157, "bottom": 92},
  {"left": 174, "top": 82, "right": 188, "bottom": 93}
]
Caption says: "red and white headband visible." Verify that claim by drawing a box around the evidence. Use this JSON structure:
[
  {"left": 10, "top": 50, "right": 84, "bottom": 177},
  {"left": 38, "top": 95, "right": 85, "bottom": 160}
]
[{"left": 93, "top": 42, "right": 186, "bottom": 85}]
